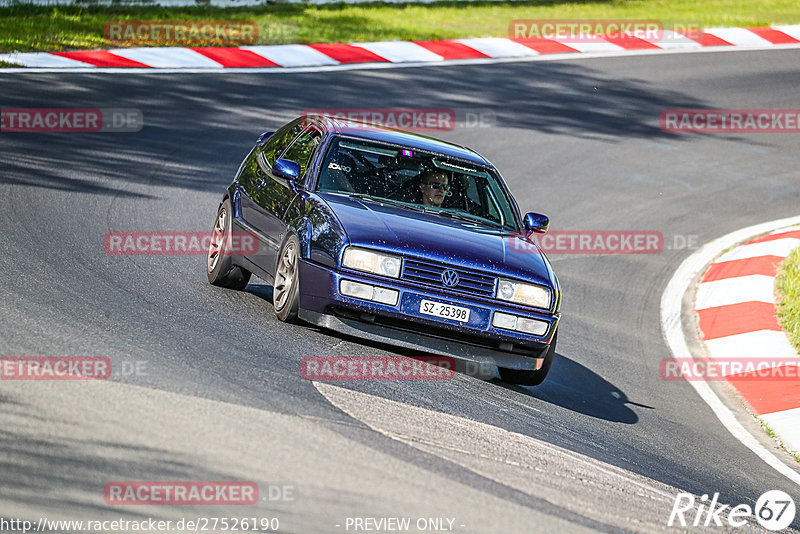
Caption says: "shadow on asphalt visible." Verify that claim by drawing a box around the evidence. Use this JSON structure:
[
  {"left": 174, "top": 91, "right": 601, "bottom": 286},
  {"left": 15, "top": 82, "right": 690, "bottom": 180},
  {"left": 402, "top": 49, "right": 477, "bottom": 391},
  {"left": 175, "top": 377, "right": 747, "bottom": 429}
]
[
  {"left": 495, "top": 352, "right": 654, "bottom": 424},
  {"left": 0, "top": 59, "right": 717, "bottom": 197},
  {"left": 244, "top": 281, "right": 645, "bottom": 424}
]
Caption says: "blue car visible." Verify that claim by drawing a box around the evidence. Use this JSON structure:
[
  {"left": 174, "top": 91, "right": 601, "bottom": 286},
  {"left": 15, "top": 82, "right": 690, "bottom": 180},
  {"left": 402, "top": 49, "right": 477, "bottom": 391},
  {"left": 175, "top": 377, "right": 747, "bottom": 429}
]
[{"left": 207, "top": 114, "right": 561, "bottom": 385}]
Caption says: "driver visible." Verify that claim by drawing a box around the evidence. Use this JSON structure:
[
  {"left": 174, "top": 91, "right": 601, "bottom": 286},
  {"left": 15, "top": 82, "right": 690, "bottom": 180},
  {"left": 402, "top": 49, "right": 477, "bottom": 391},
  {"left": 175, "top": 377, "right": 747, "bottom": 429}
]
[{"left": 418, "top": 170, "right": 450, "bottom": 207}]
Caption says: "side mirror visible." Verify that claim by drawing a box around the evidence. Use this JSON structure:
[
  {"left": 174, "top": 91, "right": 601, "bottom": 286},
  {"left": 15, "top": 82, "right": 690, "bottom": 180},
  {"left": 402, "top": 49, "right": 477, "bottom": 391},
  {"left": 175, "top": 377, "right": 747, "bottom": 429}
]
[
  {"left": 272, "top": 158, "right": 301, "bottom": 181},
  {"left": 524, "top": 212, "right": 549, "bottom": 234},
  {"left": 257, "top": 131, "right": 275, "bottom": 144}
]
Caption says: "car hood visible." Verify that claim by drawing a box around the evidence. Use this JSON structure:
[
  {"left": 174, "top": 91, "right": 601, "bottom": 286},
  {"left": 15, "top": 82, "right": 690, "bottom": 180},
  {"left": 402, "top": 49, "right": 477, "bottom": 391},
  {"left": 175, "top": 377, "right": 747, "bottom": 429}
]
[{"left": 319, "top": 193, "right": 554, "bottom": 287}]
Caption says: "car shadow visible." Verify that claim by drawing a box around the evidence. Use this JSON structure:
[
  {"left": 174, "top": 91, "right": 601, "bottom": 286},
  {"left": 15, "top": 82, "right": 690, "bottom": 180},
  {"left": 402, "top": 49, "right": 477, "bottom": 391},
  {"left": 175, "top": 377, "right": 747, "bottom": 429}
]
[
  {"left": 493, "top": 352, "right": 653, "bottom": 424},
  {"left": 244, "top": 283, "right": 273, "bottom": 303},
  {"left": 244, "top": 282, "right": 648, "bottom": 424}
]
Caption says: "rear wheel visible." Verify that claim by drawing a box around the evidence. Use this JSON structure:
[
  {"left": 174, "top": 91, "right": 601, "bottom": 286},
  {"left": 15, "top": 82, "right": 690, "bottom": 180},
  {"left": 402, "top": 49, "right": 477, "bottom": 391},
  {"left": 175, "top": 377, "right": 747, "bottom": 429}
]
[
  {"left": 273, "top": 234, "right": 300, "bottom": 323},
  {"left": 498, "top": 330, "right": 557, "bottom": 386},
  {"left": 207, "top": 199, "right": 251, "bottom": 290}
]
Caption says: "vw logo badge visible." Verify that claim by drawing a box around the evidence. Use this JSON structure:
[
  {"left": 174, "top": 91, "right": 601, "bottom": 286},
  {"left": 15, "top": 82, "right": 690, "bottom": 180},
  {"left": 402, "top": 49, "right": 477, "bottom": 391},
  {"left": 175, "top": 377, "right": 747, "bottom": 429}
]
[{"left": 441, "top": 269, "right": 460, "bottom": 287}]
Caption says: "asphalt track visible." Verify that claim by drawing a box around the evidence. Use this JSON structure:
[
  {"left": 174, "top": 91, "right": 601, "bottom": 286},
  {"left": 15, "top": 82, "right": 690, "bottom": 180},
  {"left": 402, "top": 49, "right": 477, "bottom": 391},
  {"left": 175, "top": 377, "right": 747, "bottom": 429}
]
[{"left": 1, "top": 48, "right": 800, "bottom": 533}]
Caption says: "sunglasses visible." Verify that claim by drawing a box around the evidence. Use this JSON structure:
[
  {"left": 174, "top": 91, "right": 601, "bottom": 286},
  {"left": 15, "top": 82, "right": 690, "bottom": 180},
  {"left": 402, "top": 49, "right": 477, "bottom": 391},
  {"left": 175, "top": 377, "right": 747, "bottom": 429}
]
[{"left": 426, "top": 182, "right": 451, "bottom": 191}]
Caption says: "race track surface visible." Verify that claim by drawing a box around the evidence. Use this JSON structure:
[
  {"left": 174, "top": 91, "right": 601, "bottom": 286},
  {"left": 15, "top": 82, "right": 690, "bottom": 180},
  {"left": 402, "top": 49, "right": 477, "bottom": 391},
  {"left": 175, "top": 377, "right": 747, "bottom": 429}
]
[{"left": 1, "top": 49, "right": 800, "bottom": 532}]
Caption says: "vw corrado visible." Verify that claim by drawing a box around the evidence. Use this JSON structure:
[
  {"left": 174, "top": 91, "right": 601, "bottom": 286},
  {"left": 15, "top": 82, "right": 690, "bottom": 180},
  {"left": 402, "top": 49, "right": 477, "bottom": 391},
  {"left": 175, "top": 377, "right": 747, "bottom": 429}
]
[{"left": 207, "top": 115, "right": 561, "bottom": 385}]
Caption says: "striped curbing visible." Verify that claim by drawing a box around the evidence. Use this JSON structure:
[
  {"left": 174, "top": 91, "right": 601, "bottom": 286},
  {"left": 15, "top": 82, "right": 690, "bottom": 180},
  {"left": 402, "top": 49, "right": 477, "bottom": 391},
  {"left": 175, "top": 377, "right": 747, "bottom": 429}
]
[
  {"left": 694, "top": 226, "right": 800, "bottom": 456},
  {"left": 1, "top": 25, "right": 800, "bottom": 69}
]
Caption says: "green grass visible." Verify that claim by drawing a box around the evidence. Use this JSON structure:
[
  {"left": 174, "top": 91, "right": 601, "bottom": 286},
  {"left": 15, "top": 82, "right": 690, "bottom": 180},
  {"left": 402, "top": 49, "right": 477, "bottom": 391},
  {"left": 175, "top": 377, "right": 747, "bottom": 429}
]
[
  {"left": 757, "top": 416, "right": 800, "bottom": 463},
  {"left": 776, "top": 246, "right": 800, "bottom": 354},
  {"left": 1, "top": 0, "right": 799, "bottom": 54}
]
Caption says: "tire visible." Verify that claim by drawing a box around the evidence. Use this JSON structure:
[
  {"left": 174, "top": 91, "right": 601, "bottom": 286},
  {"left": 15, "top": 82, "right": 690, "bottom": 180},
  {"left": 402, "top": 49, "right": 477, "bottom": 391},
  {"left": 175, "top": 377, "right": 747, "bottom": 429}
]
[
  {"left": 273, "top": 234, "right": 300, "bottom": 323},
  {"left": 498, "top": 330, "right": 557, "bottom": 386},
  {"left": 207, "top": 198, "right": 251, "bottom": 290}
]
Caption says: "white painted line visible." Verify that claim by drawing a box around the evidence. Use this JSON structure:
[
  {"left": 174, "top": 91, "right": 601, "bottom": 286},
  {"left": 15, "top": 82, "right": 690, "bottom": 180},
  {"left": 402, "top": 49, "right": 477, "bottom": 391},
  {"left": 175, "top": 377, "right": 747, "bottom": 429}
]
[
  {"left": 351, "top": 41, "right": 443, "bottom": 63},
  {"left": 705, "top": 331, "right": 800, "bottom": 363},
  {"left": 716, "top": 237, "right": 800, "bottom": 262},
  {"left": 456, "top": 38, "right": 538, "bottom": 58},
  {"left": 661, "top": 214, "right": 800, "bottom": 486},
  {"left": 111, "top": 48, "right": 223, "bottom": 69},
  {"left": 315, "top": 382, "right": 680, "bottom": 503},
  {"left": 769, "top": 224, "right": 800, "bottom": 236},
  {"left": 561, "top": 38, "right": 623, "bottom": 53},
  {"left": 704, "top": 28, "right": 774, "bottom": 47},
  {"left": 0, "top": 52, "right": 95, "bottom": 68},
  {"left": 761, "top": 408, "right": 800, "bottom": 454},
  {"left": 772, "top": 25, "right": 800, "bottom": 41},
  {"left": 241, "top": 45, "right": 339, "bottom": 67},
  {"left": 643, "top": 30, "right": 704, "bottom": 50},
  {"left": 695, "top": 274, "right": 776, "bottom": 309}
]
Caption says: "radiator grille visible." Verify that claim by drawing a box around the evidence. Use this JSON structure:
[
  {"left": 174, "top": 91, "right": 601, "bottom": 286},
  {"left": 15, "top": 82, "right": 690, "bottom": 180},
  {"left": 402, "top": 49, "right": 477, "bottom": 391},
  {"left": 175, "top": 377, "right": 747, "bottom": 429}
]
[{"left": 401, "top": 258, "right": 496, "bottom": 297}]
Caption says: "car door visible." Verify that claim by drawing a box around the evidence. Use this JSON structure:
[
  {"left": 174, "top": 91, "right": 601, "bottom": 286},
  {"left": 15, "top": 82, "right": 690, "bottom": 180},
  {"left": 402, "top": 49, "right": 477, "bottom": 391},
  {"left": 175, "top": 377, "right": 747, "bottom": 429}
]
[
  {"left": 250, "top": 123, "right": 322, "bottom": 274},
  {"left": 237, "top": 121, "right": 304, "bottom": 271}
]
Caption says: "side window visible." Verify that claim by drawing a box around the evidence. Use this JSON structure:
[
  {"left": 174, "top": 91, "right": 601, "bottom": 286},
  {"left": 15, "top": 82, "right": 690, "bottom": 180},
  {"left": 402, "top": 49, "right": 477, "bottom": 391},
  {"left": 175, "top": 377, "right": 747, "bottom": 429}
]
[
  {"left": 464, "top": 177, "right": 481, "bottom": 206},
  {"left": 484, "top": 190, "right": 502, "bottom": 221},
  {"left": 262, "top": 121, "right": 304, "bottom": 166},
  {"left": 463, "top": 176, "right": 501, "bottom": 223},
  {"left": 280, "top": 128, "right": 322, "bottom": 179}
]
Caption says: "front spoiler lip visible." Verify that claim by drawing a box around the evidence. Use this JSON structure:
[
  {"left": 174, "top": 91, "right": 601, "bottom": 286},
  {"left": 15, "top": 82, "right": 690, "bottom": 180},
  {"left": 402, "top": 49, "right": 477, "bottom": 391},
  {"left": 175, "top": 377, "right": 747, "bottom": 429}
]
[{"left": 298, "top": 309, "right": 545, "bottom": 372}]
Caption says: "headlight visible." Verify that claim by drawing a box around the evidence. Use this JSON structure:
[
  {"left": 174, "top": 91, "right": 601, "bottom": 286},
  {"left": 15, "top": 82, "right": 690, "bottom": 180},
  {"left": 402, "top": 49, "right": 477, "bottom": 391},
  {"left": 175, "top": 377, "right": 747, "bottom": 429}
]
[
  {"left": 342, "top": 247, "right": 402, "bottom": 278},
  {"left": 496, "top": 279, "right": 551, "bottom": 309}
]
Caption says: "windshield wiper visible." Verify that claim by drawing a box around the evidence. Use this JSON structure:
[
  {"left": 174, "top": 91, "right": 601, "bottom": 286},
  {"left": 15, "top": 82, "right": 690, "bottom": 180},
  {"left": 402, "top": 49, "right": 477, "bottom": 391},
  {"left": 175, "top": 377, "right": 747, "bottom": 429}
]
[{"left": 433, "top": 210, "right": 503, "bottom": 229}]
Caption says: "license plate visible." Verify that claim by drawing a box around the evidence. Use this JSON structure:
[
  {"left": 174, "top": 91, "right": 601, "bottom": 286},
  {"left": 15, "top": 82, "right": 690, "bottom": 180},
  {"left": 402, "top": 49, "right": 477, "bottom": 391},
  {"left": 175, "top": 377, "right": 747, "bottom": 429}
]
[{"left": 419, "top": 299, "right": 471, "bottom": 323}]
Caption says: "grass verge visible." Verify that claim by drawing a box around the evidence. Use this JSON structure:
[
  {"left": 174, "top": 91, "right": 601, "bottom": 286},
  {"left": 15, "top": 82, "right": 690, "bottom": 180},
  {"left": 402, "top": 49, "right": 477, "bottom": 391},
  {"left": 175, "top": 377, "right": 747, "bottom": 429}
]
[
  {"left": 756, "top": 416, "right": 800, "bottom": 463},
  {"left": 776, "top": 245, "right": 800, "bottom": 354},
  {"left": 1, "top": 0, "right": 800, "bottom": 53}
]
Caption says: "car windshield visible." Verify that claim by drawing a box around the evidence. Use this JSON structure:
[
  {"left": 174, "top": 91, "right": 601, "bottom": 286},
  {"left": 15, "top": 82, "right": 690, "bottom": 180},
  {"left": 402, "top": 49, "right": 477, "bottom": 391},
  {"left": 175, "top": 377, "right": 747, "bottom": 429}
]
[{"left": 316, "top": 136, "right": 519, "bottom": 230}]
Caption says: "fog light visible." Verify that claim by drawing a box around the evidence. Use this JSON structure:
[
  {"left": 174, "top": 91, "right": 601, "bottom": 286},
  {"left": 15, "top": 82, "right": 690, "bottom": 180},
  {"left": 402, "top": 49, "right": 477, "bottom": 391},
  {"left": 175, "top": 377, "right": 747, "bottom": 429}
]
[
  {"left": 373, "top": 287, "right": 399, "bottom": 306},
  {"left": 493, "top": 311, "right": 548, "bottom": 336},
  {"left": 493, "top": 312, "right": 517, "bottom": 330},
  {"left": 340, "top": 280, "right": 373, "bottom": 300},
  {"left": 516, "top": 317, "right": 549, "bottom": 336}
]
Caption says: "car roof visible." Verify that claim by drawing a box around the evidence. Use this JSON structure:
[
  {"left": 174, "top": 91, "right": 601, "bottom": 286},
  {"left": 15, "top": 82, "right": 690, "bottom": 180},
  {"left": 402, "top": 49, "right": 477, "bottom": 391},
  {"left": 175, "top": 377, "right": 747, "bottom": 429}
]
[{"left": 307, "top": 114, "right": 491, "bottom": 167}]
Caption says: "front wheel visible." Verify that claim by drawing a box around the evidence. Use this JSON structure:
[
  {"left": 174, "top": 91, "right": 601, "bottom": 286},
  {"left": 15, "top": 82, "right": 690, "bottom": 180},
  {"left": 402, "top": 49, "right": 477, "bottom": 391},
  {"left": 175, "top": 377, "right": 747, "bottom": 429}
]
[
  {"left": 273, "top": 234, "right": 300, "bottom": 323},
  {"left": 498, "top": 330, "right": 557, "bottom": 386},
  {"left": 207, "top": 199, "right": 251, "bottom": 290}
]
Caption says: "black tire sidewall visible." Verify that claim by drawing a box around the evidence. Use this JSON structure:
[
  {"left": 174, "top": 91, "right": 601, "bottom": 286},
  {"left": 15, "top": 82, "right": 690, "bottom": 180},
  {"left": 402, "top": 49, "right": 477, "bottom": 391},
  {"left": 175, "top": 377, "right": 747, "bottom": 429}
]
[{"left": 207, "top": 199, "right": 234, "bottom": 284}]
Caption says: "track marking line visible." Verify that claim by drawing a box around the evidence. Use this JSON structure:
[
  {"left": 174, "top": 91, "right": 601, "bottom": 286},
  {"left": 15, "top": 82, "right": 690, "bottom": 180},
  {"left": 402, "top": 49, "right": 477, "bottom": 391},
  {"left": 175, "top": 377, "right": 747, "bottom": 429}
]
[
  {"left": 314, "top": 381, "right": 678, "bottom": 499},
  {"left": 660, "top": 215, "right": 800, "bottom": 486},
  {"left": 695, "top": 274, "right": 776, "bottom": 309},
  {"left": 2, "top": 41, "right": 800, "bottom": 75}
]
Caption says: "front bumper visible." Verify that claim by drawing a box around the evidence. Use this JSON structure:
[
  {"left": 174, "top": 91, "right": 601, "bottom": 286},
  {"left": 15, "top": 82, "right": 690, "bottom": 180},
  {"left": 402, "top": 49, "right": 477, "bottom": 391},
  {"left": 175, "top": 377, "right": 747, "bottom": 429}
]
[{"left": 297, "top": 259, "right": 559, "bottom": 371}]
